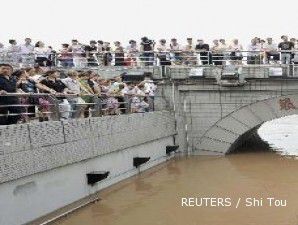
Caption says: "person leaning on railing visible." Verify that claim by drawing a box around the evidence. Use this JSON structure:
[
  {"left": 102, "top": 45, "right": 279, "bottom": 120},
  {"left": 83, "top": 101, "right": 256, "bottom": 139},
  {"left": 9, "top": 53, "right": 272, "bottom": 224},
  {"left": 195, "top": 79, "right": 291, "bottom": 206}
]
[
  {"left": 0, "top": 64, "right": 22, "bottom": 125},
  {"left": 58, "top": 44, "right": 74, "bottom": 68},
  {"left": 228, "top": 39, "right": 243, "bottom": 65},
  {"left": 278, "top": 35, "right": 294, "bottom": 65},
  {"left": 263, "top": 38, "right": 279, "bottom": 64},
  {"left": 39, "top": 70, "right": 74, "bottom": 120},
  {"left": 125, "top": 40, "right": 139, "bottom": 67},
  {"left": 13, "top": 69, "right": 53, "bottom": 122},
  {"left": 78, "top": 71, "right": 97, "bottom": 118},
  {"left": 195, "top": 39, "right": 211, "bottom": 65},
  {"left": 211, "top": 40, "right": 223, "bottom": 66},
  {"left": 62, "top": 70, "right": 86, "bottom": 118},
  {"left": 247, "top": 38, "right": 261, "bottom": 64},
  {"left": 140, "top": 37, "right": 155, "bottom": 66}
]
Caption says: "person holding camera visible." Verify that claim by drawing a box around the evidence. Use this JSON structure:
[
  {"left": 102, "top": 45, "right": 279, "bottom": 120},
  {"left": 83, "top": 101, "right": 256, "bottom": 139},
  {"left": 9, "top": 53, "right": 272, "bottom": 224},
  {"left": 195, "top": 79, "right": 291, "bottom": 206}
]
[{"left": 140, "top": 37, "right": 155, "bottom": 66}]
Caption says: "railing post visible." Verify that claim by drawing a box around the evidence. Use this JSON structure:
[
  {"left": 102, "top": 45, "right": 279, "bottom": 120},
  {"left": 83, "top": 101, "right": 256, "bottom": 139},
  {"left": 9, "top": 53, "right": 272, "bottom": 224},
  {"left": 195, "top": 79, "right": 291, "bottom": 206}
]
[
  {"left": 49, "top": 95, "right": 61, "bottom": 121},
  {"left": 93, "top": 95, "right": 102, "bottom": 117},
  {"left": 124, "top": 96, "right": 131, "bottom": 114}
]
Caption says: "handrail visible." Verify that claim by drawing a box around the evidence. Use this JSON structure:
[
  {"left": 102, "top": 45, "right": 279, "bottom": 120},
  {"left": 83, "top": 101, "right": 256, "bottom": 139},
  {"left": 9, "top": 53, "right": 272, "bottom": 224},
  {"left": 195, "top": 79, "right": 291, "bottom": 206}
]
[
  {"left": 0, "top": 92, "right": 160, "bottom": 125},
  {"left": 1, "top": 50, "right": 297, "bottom": 68}
]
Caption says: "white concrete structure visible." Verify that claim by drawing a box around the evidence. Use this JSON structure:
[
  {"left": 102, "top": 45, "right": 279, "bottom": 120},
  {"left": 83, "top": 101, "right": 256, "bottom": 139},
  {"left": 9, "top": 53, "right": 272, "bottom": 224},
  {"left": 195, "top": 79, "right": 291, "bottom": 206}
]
[
  {"left": 198, "top": 94, "right": 298, "bottom": 154},
  {"left": 158, "top": 76, "right": 298, "bottom": 154},
  {"left": 0, "top": 111, "right": 177, "bottom": 225}
]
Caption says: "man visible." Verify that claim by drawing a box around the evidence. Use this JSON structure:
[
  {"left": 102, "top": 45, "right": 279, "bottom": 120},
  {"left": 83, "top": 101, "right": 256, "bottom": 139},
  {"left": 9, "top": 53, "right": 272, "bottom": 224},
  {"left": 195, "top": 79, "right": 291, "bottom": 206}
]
[
  {"left": 102, "top": 42, "right": 112, "bottom": 66},
  {"left": 247, "top": 38, "right": 261, "bottom": 64},
  {"left": 40, "top": 70, "right": 72, "bottom": 120},
  {"left": 264, "top": 38, "right": 279, "bottom": 63},
  {"left": 140, "top": 37, "right": 154, "bottom": 66},
  {"left": 183, "top": 38, "right": 195, "bottom": 65},
  {"left": 114, "top": 41, "right": 125, "bottom": 66},
  {"left": 229, "top": 39, "right": 243, "bottom": 65},
  {"left": 219, "top": 39, "right": 229, "bottom": 65},
  {"left": 0, "top": 43, "right": 5, "bottom": 64},
  {"left": 19, "top": 38, "right": 34, "bottom": 66},
  {"left": 85, "top": 40, "right": 98, "bottom": 66},
  {"left": 211, "top": 39, "right": 223, "bottom": 65},
  {"left": 70, "top": 39, "right": 86, "bottom": 68},
  {"left": 97, "top": 40, "right": 104, "bottom": 66},
  {"left": 290, "top": 38, "right": 296, "bottom": 62},
  {"left": 156, "top": 39, "right": 171, "bottom": 66},
  {"left": 195, "top": 39, "right": 211, "bottom": 65},
  {"left": 7, "top": 39, "right": 20, "bottom": 65},
  {"left": 0, "top": 64, "right": 22, "bottom": 125},
  {"left": 169, "top": 38, "right": 182, "bottom": 64},
  {"left": 278, "top": 35, "right": 294, "bottom": 64},
  {"left": 140, "top": 72, "right": 156, "bottom": 111}
]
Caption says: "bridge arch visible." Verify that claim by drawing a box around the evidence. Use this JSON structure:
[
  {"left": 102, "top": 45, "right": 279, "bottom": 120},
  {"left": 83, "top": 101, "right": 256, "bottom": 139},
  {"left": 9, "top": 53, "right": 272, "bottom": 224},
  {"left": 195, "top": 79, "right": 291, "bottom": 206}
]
[{"left": 196, "top": 94, "right": 298, "bottom": 154}]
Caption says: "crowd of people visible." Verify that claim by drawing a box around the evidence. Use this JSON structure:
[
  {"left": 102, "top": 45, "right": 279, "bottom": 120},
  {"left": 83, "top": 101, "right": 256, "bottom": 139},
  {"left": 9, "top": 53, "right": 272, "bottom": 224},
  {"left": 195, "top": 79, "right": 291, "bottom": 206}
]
[
  {"left": 1, "top": 36, "right": 298, "bottom": 68},
  {"left": 0, "top": 63, "right": 157, "bottom": 125}
]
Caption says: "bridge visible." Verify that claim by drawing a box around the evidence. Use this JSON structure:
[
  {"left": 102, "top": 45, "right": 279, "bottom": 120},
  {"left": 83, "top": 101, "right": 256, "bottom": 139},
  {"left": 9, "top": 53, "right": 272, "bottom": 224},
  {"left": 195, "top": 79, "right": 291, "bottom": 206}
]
[
  {"left": 158, "top": 66, "right": 298, "bottom": 154},
  {"left": 2, "top": 64, "right": 298, "bottom": 225}
]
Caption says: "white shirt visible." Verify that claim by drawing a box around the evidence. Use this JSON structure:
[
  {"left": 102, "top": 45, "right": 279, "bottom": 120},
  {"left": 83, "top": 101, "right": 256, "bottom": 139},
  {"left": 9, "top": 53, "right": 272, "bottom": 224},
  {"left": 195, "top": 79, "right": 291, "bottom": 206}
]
[
  {"left": 6, "top": 45, "right": 20, "bottom": 54},
  {"left": 130, "top": 86, "right": 146, "bottom": 96},
  {"left": 143, "top": 80, "right": 156, "bottom": 96},
  {"left": 170, "top": 43, "right": 181, "bottom": 51},
  {"left": 263, "top": 43, "right": 278, "bottom": 52},
  {"left": 62, "top": 77, "right": 81, "bottom": 94},
  {"left": 184, "top": 44, "right": 194, "bottom": 52},
  {"left": 229, "top": 43, "right": 243, "bottom": 51},
  {"left": 247, "top": 44, "right": 261, "bottom": 56},
  {"left": 34, "top": 47, "right": 49, "bottom": 58},
  {"left": 126, "top": 45, "right": 138, "bottom": 53},
  {"left": 219, "top": 43, "right": 228, "bottom": 53},
  {"left": 20, "top": 44, "right": 34, "bottom": 55},
  {"left": 0, "top": 47, "right": 5, "bottom": 53},
  {"left": 71, "top": 44, "right": 84, "bottom": 57},
  {"left": 156, "top": 44, "right": 168, "bottom": 52}
]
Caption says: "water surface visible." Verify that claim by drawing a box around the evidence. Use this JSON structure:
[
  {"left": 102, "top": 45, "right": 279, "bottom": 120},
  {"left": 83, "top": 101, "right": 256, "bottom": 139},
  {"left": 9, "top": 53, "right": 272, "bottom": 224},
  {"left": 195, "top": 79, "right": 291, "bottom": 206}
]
[{"left": 54, "top": 115, "right": 298, "bottom": 225}]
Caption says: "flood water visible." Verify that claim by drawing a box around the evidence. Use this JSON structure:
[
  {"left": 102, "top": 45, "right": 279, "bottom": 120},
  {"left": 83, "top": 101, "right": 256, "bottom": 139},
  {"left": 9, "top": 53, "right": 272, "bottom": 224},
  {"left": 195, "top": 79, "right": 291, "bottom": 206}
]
[{"left": 54, "top": 116, "right": 298, "bottom": 225}]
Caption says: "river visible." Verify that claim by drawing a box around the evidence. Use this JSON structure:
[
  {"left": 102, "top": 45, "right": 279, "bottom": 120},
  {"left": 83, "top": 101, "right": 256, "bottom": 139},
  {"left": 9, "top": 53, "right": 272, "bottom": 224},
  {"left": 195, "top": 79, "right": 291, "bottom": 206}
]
[{"left": 54, "top": 115, "right": 298, "bottom": 225}]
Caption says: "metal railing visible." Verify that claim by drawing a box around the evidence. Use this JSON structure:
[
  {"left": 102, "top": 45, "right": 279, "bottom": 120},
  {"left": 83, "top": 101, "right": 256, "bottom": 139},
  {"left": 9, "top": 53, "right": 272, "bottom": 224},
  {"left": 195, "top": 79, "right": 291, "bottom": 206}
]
[
  {"left": 2, "top": 50, "right": 298, "bottom": 69},
  {"left": 0, "top": 92, "right": 160, "bottom": 125},
  {"left": 166, "top": 63, "right": 298, "bottom": 79}
]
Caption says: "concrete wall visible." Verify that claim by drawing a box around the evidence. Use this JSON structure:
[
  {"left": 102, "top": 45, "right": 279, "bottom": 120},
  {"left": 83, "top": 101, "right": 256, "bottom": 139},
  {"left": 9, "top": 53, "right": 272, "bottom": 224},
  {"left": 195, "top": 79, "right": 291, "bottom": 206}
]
[
  {"left": 198, "top": 94, "right": 298, "bottom": 153},
  {"left": 0, "top": 111, "right": 176, "bottom": 225},
  {"left": 157, "top": 79, "right": 298, "bottom": 154},
  {"left": 0, "top": 111, "right": 176, "bottom": 184}
]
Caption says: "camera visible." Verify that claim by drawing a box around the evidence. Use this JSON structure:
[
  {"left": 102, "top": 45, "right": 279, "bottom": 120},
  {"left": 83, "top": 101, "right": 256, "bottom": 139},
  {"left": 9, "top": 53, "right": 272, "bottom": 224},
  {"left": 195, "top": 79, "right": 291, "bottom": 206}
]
[{"left": 141, "top": 37, "right": 155, "bottom": 45}]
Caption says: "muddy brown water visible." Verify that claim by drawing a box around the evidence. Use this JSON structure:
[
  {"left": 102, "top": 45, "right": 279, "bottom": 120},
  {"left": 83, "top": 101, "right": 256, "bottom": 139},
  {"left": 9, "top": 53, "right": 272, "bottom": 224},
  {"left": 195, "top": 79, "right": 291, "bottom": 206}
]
[{"left": 53, "top": 152, "right": 298, "bottom": 225}]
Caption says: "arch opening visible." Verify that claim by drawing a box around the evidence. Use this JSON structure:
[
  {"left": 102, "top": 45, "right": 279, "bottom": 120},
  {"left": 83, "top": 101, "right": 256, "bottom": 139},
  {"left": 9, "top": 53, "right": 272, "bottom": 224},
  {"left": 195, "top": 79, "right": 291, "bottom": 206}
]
[{"left": 197, "top": 94, "right": 298, "bottom": 155}]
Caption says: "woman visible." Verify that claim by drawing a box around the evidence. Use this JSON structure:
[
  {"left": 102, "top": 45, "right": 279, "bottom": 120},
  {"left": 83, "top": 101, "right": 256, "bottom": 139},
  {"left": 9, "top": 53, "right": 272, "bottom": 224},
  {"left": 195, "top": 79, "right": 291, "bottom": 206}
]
[
  {"left": 125, "top": 40, "right": 138, "bottom": 67},
  {"left": 58, "top": 44, "right": 73, "bottom": 68},
  {"left": 14, "top": 69, "right": 54, "bottom": 122},
  {"left": 62, "top": 70, "right": 86, "bottom": 118},
  {"left": 102, "top": 42, "right": 112, "bottom": 66},
  {"left": 34, "top": 41, "right": 52, "bottom": 67},
  {"left": 157, "top": 39, "right": 171, "bottom": 76},
  {"left": 156, "top": 39, "right": 171, "bottom": 66},
  {"left": 78, "top": 71, "right": 96, "bottom": 117}
]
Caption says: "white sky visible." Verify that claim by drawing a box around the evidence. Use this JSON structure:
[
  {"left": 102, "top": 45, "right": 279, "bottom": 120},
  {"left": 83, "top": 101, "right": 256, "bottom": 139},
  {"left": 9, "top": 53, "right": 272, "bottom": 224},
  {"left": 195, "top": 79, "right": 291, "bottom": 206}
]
[{"left": 1, "top": 0, "right": 298, "bottom": 49}]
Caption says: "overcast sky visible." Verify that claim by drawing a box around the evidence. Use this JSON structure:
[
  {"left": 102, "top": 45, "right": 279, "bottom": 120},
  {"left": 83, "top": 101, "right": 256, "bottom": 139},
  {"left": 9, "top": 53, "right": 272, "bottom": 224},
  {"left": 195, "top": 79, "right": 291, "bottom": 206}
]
[{"left": 1, "top": 0, "right": 298, "bottom": 48}]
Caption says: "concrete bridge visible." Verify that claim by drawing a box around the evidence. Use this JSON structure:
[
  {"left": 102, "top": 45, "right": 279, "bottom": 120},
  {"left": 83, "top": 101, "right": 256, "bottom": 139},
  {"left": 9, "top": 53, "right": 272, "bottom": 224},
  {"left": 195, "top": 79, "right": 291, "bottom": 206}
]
[
  {"left": 3, "top": 65, "right": 298, "bottom": 225},
  {"left": 158, "top": 70, "right": 298, "bottom": 155}
]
